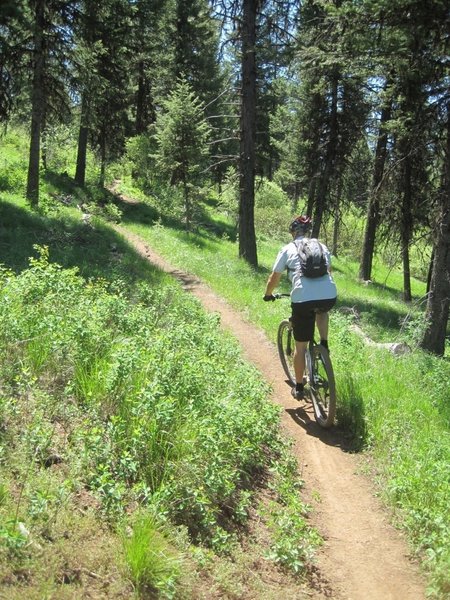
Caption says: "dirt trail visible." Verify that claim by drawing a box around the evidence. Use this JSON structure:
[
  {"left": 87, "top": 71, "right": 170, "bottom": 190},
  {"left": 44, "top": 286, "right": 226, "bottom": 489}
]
[{"left": 117, "top": 225, "right": 427, "bottom": 600}]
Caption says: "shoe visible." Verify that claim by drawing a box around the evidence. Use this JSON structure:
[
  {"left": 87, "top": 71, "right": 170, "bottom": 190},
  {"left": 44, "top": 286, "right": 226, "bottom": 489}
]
[{"left": 291, "top": 385, "right": 305, "bottom": 400}]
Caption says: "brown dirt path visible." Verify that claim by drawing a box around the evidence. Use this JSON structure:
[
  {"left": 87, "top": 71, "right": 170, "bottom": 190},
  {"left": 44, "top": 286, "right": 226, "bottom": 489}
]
[{"left": 116, "top": 225, "right": 427, "bottom": 600}]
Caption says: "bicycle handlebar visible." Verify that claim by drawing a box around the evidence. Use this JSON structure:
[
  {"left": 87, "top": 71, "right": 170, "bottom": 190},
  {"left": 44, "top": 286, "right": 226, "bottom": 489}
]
[{"left": 263, "top": 292, "right": 290, "bottom": 302}]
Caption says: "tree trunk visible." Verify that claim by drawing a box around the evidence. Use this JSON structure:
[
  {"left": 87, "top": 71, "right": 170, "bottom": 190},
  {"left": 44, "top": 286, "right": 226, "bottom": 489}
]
[
  {"left": 183, "top": 173, "right": 191, "bottom": 232},
  {"left": 26, "top": 0, "right": 45, "bottom": 207},
  {"left": 426, "top": 249, "right": 434, "bottom": 295},
  {"left": 238, "top": 0, "right": 258, "bottom": 267},
  {"left": 41, "top": 108, "right": 47, "bottom": 170},
  {"left": 359, "top": 96, "right": 391, "bottom": 280},
  {"left": 401, "top": 237, "right": 412, "bottom": 302},
  {"left": 75, "top": 95, "right": 89, "bottom": 186},
  {"left": 312, "top": 73, "right": 338, "bottom": 238},
  {"left": 306, "top": 177, "right": 316, "bottom": 217},
  {"left": 135, "top": 61, "right": 154, "bottom": 134},
  {"left": 99, "top": 134, "right": 106, "bottom": 187},
  {"left": 420, "top": 103, "right": 450, "bottom": 356},
  {"left": 400, "top": 152, "right": 413, "bottom": 302},
  {"left": 332, "top": 180, "right": 342, "bottom": 257}
]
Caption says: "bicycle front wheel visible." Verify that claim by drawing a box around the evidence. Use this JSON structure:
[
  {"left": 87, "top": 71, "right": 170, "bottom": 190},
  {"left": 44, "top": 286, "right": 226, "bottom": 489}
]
[
  {"left": 307, "top": 343, "right": 336, "bottom": 428},
  {"left": 277, "top": 320, "right": 296, "bottom": 386}
]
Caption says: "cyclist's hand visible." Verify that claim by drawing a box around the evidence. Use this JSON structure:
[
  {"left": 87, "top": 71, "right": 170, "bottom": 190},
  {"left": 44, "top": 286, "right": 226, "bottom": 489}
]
[{"left": 263, "top": 294, "right": 276, "bottom": 302}]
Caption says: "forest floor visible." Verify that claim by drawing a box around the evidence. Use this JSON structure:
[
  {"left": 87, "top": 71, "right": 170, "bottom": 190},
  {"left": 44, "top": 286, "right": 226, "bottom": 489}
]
[{"left": 114, "top": 215, "right": 427, "bottom": 600}]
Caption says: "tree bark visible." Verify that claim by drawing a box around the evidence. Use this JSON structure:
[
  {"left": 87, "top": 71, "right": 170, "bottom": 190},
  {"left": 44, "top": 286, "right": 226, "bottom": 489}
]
[
  {"left": 400, "top": 150, "right": 413, "bottom": 302},
  {"left": 420, "top": 104, "right": 450, "bottom": 356},
  {"left": 332, "top": 179, "right": 343, "bottom": 257},
  {"left": 239, "top": 0, "right": 258, "bottom": 267},
  {"left": 359, "top": 96, "right": 391, "bottom": 280},
  {"left": 75, "top": 95, "right": 89, "bottom": 186},
  {"left": 99, "top": 133, "right": 106, "bottom": 187},
  {"left": 135, "top": 61, "right": 154, "bottom": 134},
  {"left": 26, "top": 0, "right": 45, "bottom": 207},
  {"left": 312, "top": 73, "right": 338, "bottom": 238}
]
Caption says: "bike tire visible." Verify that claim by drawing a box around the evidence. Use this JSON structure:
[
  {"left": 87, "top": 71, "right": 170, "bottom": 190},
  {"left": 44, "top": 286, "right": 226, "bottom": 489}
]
[
  {"left": 277, "top": 320, "right": 296, "bottom": 386},
  {"left": 307, "top": 343, "right": 336, "bottom": 428}
]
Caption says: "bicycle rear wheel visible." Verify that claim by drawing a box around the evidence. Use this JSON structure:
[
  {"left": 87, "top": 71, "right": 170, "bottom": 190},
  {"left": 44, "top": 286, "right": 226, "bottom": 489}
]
[
  {"left": 306, "top": 343, "right": 336, "bottom": 428},
  {"left": 277, "top": 319, "right": 296, "bottom": 386}
]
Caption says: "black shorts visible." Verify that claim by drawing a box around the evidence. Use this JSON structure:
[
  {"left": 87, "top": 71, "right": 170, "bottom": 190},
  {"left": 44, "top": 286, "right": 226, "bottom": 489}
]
[{"left": 291, "top": 298, "right": 336, "bottom": 342}]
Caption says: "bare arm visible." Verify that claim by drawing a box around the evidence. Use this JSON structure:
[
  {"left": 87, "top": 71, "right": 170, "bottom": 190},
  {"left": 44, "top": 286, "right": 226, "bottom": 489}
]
[{"left": 264, "top": 271, "right": 282, "bottom": 296}]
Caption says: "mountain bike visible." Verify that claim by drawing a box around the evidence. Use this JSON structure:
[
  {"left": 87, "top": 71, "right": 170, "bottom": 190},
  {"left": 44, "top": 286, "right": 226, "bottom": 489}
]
[{"left": 274, "top": 294, "right": 336, "bottom": 428}]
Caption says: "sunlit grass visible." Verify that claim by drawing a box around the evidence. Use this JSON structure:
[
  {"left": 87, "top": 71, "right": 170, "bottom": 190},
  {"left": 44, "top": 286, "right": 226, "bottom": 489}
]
[
  {"left": 116, "top": 192, "right": 449, "bottom": 597},
  {"left": 122, "top": 513, "right": 182, "bottom": 597}
]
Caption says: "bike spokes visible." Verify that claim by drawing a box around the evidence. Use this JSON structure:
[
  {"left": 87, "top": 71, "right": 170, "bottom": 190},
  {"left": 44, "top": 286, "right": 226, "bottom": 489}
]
[
  {"left": 277, "top": 320, "right": 296, "bottom": 386},
  {"left": 308, "top": 345, "right": 336, "bottom": 428}
]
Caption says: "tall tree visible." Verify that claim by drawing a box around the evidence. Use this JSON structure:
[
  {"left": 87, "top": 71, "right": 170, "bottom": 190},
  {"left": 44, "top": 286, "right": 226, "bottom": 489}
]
[
  {"left": 154, "top": 78, "right": 211, "bottom": 230},
  {"left": 26, "top": 0, "right": 45, "bottom": 205},
  {"left": 420, "top": 104, "right": 450, "bottom": 356},
  {"left": 359, "top": 82, "right": 392, "bottom": 281},
  {"left": 293, "top": 0, "right": 369, "bottom": 237},
  {"left": 25, "top": 0, "right": 76, "bottom": 205},
  {"left": 74, "top": 0, "right": 134, "bottom": 187},
  {"left": 239, "top": 0, "right": 258, "bottom": 266},
  {"left": 353, "top": 0, "right": 449, "bottom": 294}
]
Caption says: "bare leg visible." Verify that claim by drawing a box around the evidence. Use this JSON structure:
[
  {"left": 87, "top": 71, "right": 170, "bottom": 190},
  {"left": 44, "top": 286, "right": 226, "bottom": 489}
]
[
  {"left": 294, "top": 340, "right": 308, "bottom": 384},
  {"left": 316, "top": 311, "right": 329, "bottom": 341}
]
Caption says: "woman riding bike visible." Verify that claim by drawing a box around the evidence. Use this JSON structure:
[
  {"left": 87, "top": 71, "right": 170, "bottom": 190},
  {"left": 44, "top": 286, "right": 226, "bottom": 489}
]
[{"left": 263, "top": 216, "right": 337, "bottom": 399}]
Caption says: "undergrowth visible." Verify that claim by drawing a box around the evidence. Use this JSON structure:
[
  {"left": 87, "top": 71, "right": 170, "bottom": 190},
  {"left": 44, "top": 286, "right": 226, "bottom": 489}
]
[
  {"left": 112, "top": 186, "right": 449, "bottom": 598},
  {"left": 0, "top": 245, "right": 319, "bottom": 597}
]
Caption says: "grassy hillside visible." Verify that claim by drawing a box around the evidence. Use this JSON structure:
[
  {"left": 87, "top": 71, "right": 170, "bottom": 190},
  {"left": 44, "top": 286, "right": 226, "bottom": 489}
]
[
  {"left": 0, "top": 128, "right": 449, "bottom": 597},
  {"left": 112, "top": 180, "right": 449, "bottom": 598},
  {"left": 0, "top": 136, "right": 321, "bottom": 596}
]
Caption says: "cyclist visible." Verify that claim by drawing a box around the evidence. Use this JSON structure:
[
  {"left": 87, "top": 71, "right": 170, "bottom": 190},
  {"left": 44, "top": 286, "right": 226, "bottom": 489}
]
[{"left": 263, "top": 216, "right": 337, "bottom": 399}]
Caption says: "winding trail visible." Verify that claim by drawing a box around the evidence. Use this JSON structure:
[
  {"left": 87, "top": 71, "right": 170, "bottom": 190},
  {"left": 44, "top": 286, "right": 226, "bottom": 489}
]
[{"left": 116, "top": 224, "right": 427, "bottom": 600}]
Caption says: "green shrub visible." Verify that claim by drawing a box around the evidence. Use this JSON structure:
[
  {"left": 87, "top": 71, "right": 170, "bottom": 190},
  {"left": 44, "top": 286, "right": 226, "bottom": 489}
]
[
  {"left": 255, "top": 179, "right": 292, "bottom": 241},
  {"left": 0, "top": 247, "right": 287, "bottom": 551},
  {"left": 122, "top": 512, "right": 182, "bottom": 598}
]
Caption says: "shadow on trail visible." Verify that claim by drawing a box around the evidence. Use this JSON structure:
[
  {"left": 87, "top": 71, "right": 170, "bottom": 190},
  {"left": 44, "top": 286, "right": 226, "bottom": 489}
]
[{"left": 286, "top": 406, "right": 358, "bottom": 452}]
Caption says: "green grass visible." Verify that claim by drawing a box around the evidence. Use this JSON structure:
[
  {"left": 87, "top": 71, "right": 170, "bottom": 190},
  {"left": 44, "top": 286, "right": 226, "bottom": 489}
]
[
  {"left": 0, "top": 127, "right": 448, "bottom": 597},
  {"left": 122, "top": 512, "right": 182, "bottom": 597},
  {"left": 113, "top": 187, "right": 449, "bottom": 598},
  {"left": 0, "top": 189, "right": 319, "bottom": 595}
]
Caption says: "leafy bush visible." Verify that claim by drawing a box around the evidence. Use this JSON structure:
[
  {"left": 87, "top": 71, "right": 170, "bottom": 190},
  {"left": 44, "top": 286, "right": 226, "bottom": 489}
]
[
  {"left": 0, "top": 246, "right": 291, "bottom": 567},
  {"left": 255, "top": 179, "right": 292, "bottom": 241}
]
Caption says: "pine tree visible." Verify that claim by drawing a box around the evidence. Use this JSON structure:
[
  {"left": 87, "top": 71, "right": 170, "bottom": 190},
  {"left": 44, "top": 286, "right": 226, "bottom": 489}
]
[
  {"left": 420, "top": 103, "right": 450, "bottom": 356},
  {"left": 26, "top": 0, "right": 77, "bottom": 205},
  {"left": 74, "top": 0, "right": 134, "bottom": 187},
  {"left": 154, "top": 78, "right": 211, "bottom": 230},
  {"left": 292, "top": 0, "right": 369, "bottom": 237}
]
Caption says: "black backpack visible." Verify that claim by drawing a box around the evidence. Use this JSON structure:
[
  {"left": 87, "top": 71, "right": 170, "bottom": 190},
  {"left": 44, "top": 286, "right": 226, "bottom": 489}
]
[{"left": 293, "top": 238, "right": 328, "bottom": 278}]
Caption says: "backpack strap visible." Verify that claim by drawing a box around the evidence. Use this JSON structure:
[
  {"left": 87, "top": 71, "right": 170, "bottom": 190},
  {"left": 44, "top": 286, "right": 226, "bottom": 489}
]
[{"left": 286, "top": 239, "right": 303, "bottom": 273}]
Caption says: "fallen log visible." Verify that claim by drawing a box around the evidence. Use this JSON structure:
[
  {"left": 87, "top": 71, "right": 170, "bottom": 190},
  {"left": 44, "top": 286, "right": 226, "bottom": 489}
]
[{"left": 338, "top": 307, "right": 411, "bottom": 356}]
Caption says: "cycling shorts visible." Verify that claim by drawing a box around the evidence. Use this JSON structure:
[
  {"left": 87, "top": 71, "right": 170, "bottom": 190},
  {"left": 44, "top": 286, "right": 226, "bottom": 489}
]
[{"left": 291, "top": 298, "right": 336, "bottom": 342}]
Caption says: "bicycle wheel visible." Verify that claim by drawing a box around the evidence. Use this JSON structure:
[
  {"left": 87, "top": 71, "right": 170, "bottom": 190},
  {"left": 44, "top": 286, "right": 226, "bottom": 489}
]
[
  {"left": 277, "top": 319, "right": 296, "bottom": 386},
  {"left": 307, "top": 343, "right": 336, "bottom": 428}
]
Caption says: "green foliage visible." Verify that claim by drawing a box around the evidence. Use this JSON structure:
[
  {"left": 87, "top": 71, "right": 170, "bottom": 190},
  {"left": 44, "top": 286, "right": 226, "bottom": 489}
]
[
  {"left": 119, "top": 196, "right": 448, "bottom": 596},
  {"left": 153, "top": 78, "right": 211, "bottom": 228},
  {"left": 122, "top": 512, "right": 182, "bottom": 598},
  {"left": 265, "top": 456, "right": 321, "bottom": 574},
  {"left": 0, "top": 129, "right": 28, "bottom": 192},
  {"left": 123, "top": 133, "right": 157, "bottom": 192},
  {"left": 217, "top": 167, "right": 239, "bottom": 224},
  {"left": 154, "top": 78, "right": 211, "bottom": 180},
  {"left": 255, "top": 178, "right": 292, "bottom": 241},
  {"left": 0, "top": 242, "right": 317, "bottom": 594}
]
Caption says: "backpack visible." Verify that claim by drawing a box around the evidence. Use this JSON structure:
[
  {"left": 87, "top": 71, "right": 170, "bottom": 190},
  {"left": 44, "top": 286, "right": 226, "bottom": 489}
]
[{"left": 293, "top": 238, "right": 328, "bottom": 278}]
